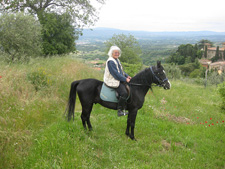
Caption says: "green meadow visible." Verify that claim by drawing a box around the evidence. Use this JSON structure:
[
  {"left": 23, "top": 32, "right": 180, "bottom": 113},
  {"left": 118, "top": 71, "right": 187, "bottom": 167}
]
[{"left": 0, "top": 56, "right": 224, "bottom": 168}]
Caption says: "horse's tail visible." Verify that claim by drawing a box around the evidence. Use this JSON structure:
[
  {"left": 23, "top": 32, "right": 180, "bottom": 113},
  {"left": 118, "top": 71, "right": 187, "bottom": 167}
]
[{"left": 67, "top": 81, "right": 79, "bottom": 121}]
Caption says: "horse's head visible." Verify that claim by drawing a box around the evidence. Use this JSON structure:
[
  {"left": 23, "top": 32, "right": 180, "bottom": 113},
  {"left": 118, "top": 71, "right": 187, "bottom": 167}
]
[{"left": 150, "top": 61, "right": 171, "bottom": 90}]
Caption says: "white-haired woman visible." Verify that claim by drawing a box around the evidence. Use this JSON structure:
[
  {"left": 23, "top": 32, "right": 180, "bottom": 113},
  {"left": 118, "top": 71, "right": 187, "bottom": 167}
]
[{"left": 104, "top": 46, "right": 131, "bottom": 116}]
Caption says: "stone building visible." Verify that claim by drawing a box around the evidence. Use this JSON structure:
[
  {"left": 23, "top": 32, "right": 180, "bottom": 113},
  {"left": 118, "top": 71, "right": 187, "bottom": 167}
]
[
  {"left": 200, "top": 42, "right": 225, "bottom": 72},
  {"left": 203, "top": 42, "right": 225, "bottom": 60},
  {"left": 209, "top": 61, "right": 225, "bottom": 73}
]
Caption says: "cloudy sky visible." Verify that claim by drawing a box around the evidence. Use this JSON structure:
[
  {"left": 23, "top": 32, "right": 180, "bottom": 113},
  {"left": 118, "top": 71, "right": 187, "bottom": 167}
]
[{"left": 92, "top": 0, "right": 225, "bottom": 32}]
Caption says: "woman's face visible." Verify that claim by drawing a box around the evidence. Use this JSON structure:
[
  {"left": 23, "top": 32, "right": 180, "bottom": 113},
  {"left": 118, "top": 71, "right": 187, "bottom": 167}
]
[{"left": 112, "top": 50, "right": 120, "bottom": 59}]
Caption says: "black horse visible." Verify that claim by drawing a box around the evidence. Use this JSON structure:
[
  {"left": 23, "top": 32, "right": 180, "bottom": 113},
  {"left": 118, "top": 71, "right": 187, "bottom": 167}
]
[{"left": 67, "top": 61, "right": 171, "bottom": 140}]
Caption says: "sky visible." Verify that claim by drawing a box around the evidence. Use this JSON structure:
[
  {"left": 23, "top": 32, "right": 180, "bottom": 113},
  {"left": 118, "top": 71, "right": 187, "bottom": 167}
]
[{"left": 92, "top": 0, "right": 225, "bottom": 32}]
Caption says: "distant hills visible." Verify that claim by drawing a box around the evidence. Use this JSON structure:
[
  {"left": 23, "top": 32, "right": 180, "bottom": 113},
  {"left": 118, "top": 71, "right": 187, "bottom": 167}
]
[{"left": 78, "top": 27, "right": 225, "bottom": 43}]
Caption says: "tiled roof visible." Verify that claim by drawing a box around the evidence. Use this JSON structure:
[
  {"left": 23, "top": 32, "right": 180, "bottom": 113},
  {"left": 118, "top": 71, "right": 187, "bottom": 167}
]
[
  {"left": 208, "top": 47, "right": 225, "bottom": 51},
  {"left": 210, "top": 61, "right": 225, "bottom": 66}
]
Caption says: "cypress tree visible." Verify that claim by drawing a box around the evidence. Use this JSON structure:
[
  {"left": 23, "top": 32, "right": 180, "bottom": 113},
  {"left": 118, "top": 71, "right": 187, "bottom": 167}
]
[
  {"left": 223, "top": 49, "right": 225, "bottom": 60},
  {"left": 204, "top": 46, "right": 208, "bottom": 58},
  {"left": 215, "top": 46, "right": 220, "bottom": 61}
]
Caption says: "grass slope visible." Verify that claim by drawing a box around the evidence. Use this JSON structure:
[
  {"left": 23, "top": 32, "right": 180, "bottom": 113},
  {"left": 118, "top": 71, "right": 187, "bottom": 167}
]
[{"left": 0, "top": 56, "right": 224, "bottom": 168}]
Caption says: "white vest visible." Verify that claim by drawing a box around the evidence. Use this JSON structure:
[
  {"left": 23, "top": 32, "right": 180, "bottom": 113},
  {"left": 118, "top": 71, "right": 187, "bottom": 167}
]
[{"left": 104, "top": 57, "right": 124, "bottom": 88}]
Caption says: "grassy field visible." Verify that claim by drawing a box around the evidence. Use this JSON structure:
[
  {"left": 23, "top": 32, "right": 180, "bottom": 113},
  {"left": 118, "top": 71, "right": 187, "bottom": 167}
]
[{"left": 0, "top": 56, "right": 224, "bottom": 169}]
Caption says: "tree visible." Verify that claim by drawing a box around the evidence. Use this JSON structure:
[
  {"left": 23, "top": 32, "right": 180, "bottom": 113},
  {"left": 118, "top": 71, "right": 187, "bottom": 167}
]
[
  {"left": 40, "top": 12, "right": 76, "bottom": 55},
  {"left": 204, "top": 45, "right": 208, "bottom": 58},
  {"left": 0, "top": 0, "right": 105, "bottom": 29},
  {"left": 223, "top": 50, "right": 225, "bottom": 60},
  {"left": 105, "top": 34, "right": 143, "bottom": 76},
  {"left": 198, "top": 39, "right": 213, "bottom": 50},
  {"left": 212, "top": 46, "right": 220, "bottom": 62},
  {"left": 0, "top": 13, "right": 42, "bottom": 62},
  {"left": 105, "top": 34, "right": 142, "bottom": 64}
]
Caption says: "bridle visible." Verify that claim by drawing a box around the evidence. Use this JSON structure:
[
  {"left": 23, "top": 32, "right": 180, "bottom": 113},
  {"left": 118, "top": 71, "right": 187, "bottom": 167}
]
[
  {"left": 150, "top": 67, "right": 168, "bottom": 87},
  {"left": 127, "top": 66, "right": 168, "bottom": 105},
  {"left": 129, "top": 67, "right": 168, "bottom": 88}
]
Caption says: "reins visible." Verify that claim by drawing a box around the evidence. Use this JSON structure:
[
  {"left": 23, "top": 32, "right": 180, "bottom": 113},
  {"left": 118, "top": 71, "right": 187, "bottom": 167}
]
[{"left": 129, "top": 67, "right": 162, "bottom": 88}]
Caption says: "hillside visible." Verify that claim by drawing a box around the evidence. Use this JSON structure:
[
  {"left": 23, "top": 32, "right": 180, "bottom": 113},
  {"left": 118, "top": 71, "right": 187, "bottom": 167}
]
[
  {"left": 0, "top": 56, "right": 225, "bottom": 168},
  {"left": 77, "top": 27, "right": 225, "bottom": 65},
  {"left": 78, "top": 27, "right": 225, "bottom": 42}
]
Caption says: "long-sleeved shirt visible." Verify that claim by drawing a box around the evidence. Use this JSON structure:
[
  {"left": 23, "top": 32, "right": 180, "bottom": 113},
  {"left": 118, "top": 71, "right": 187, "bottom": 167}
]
[{"left": 107, "top": 59, "right": 129, "bottom": 82}]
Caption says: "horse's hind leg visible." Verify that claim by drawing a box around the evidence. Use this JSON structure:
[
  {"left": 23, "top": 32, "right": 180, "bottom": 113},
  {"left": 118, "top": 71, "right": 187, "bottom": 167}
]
[
  {"left": 81, "top": 114, "right": 87, "bottom": 129},
  {"left": 81, "top": 104, "right": 93, "bottom": 131}
]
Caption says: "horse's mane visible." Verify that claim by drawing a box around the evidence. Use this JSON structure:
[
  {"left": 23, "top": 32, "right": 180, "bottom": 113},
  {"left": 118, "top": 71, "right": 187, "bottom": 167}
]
[{"left": 130, "top": 68, "right": 150, "bottom": 84}]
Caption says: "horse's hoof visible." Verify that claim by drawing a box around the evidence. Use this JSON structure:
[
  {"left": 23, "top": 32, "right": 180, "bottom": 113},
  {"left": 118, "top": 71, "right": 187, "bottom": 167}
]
[
  {"left": 129, "top": 135, "right": 137, "bottom": 141},
  {"left": 89, "top": 127, "right": 93, "bottom": 131}
]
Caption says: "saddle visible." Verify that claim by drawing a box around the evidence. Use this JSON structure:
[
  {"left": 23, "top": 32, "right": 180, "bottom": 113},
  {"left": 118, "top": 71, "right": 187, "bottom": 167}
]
[{"left": 100, "top": 83, "right": 130, "bottom": 103}]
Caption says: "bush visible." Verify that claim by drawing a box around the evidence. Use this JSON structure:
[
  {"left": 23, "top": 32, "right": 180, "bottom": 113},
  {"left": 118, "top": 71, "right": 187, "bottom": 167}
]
[
  {"left": 122, "top": 62, "right": 142, "bottom": 77},
  {"left": 164, "top": 64, "right": 181, "bottom": 80},
  {"left": 208, "top": 72, "right": 225, "bottom": 86},
  {"left": 27, "top": 68, "right": 52, "bottom": 91},
  {"left": 217, "top": 82, "right": 225, "bottom": 112}
]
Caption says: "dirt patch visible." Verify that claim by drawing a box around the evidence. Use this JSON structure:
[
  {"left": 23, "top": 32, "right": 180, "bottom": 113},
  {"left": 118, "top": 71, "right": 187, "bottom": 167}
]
[
  {"left": 167, "top": 114, "right": 192, "bottom": 124},
  {"left": 155, "top": 112, "right": 192, "bottom": 124},
  {"left": 161, "top": 140, "right": 184, "bottom": 150}
]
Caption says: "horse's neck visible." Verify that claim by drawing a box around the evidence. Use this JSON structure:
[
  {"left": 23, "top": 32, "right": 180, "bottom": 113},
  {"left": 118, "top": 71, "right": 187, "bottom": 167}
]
[{"left": 130, "top": 69, "right": 152, "bottom": 96}]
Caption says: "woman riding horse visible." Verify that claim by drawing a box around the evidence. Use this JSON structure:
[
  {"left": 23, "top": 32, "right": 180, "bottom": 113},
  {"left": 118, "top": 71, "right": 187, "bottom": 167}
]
[
  {"left": 104, "top": 46, "right": 131, "bottom": 117},
  {"left": 67, "top": 59, "right": 171, "bottom": 140}
]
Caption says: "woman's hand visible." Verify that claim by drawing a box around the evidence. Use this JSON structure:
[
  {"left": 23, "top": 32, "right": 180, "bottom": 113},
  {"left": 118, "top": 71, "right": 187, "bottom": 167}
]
[{"left": 126, "top": 77, "right": 131, "bottom": 83}]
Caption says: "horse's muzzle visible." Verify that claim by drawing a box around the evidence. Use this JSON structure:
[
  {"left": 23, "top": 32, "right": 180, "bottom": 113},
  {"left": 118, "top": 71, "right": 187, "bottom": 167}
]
[{"left": 163, "top": 80, "right": 171, "bottom": 90}]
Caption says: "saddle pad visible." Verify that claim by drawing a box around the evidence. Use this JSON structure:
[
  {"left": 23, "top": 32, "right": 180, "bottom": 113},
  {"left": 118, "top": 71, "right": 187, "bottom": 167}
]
[{"left": 100, "top": 83, "right": 118, "bottom": 103}]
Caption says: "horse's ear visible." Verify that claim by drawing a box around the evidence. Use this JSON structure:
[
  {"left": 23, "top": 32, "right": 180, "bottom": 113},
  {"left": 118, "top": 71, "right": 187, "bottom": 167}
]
[{"left": 157, "top": 61, "right": 161, "bottom": 68}]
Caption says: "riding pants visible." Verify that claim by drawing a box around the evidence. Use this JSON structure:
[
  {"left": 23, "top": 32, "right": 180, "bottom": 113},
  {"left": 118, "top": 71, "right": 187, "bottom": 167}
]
[{"left": 115, "top": 82, "right": 128, "bottom": 99}]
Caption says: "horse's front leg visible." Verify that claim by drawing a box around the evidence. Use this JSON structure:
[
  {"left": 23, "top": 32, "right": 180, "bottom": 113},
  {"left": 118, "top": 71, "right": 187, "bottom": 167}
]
[
  {"left": 126, "top": 109, "right": 137, "bottom": 140},
  {"left": 126, "top": 113, "right": 130, "bottom": 136}
]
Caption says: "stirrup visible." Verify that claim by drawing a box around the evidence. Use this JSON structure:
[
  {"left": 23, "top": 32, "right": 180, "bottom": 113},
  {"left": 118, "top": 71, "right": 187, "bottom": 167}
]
[{"left": 117, "top": 110, "right": 128, "bottom": 117}]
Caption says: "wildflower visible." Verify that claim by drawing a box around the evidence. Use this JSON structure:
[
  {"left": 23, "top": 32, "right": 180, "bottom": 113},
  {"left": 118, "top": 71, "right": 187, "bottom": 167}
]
[
  {"left": 160, "top": 97, "right": 167, "bottom": 104},
  {"left": 0, "top": 76, "right": 2, "bottom": 78},
  {"left": 210, "top": 118, "right": 212, "bottom": 120},
  {"left": 222, "top": 121, "right": 224, "bottom": 123},
  {"left": 197, "top": 117, "right": 199, "bottom": 119},
  {"left": 212, "top": 123, "right": 214, "bottom": 125},
  {"left": 205, "top": 121, "right": 208, "bottom": 123},
  {"left": 217, "top": 121, "right": 218, "bottom": 123},
  {"left": 209, "top": 125, "right": 210, "bottom": 127}
]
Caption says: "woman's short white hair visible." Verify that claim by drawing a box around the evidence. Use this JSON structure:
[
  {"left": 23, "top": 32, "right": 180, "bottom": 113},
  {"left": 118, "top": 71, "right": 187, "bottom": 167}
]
[{"left": 107, "top": 46, "right": 121, "bottom": 57}]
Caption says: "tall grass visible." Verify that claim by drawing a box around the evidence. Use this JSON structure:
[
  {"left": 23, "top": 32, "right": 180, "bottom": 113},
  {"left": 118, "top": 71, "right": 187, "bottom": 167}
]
[{"left": 0, "top": 56, "right": 224, "bottom": 168}]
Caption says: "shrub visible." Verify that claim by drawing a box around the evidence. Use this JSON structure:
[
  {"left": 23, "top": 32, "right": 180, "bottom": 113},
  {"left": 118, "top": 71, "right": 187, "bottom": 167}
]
[
  {"left": 208, "top": 72, "right": 225, "bottom": 86},
  {"left": 27, "top": 68, "right": 52, "bottom": 91},
  {"left": 217, "top": 82, "right": 225, "bottom": 112},
  {"left": 122, "top": 62, "right": 142, "bottom": 77},
  {"left": 164, "top": 64, "right": 181, "bottom": 80}
]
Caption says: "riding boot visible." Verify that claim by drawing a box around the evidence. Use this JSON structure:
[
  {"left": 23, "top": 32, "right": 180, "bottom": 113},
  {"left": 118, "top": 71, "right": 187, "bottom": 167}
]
[{"left": 117, "top": 96, "right": 128, "bottom": 117}]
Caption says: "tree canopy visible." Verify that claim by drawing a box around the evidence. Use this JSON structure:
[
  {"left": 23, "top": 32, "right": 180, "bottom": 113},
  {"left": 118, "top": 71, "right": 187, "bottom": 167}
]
[
  {"left": 105, "top": 34, "right": 142, "bottom": 64},
  {"left": 40, "top": 12, "right": 76, "bottom": 55},
  {"left": 166, "top": 43, "right": 202, "bottom": 65},
  {"left": 0, "top": 0, "right": 105, "bottom": 28},
  {"left": 197, "top": 39, "right": 213, "bottom": 50},
  {"left": 0, "top": 13, "right": 42, "bottom": 62}
]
